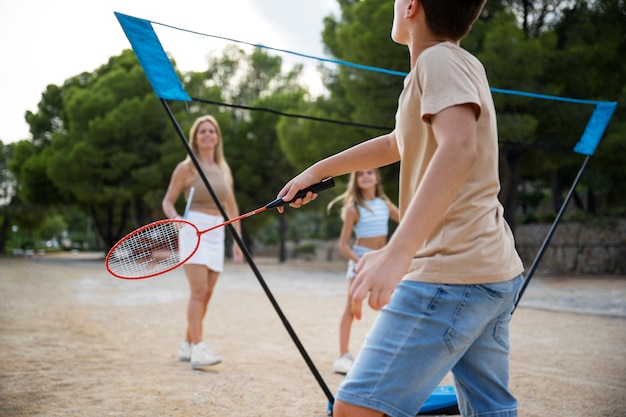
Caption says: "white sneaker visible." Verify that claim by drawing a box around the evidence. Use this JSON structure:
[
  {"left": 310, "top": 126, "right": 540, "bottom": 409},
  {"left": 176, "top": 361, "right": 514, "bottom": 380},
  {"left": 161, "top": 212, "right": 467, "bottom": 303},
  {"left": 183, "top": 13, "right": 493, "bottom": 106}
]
[
  {"left": 178, "top": 341, "right": 191, "bottom": 362},
  {"left": 190, "top": 341, "right": 222, "bottom": 368},
  {"left": 333, "top": 353, "right": 354, "bottom": 375}
]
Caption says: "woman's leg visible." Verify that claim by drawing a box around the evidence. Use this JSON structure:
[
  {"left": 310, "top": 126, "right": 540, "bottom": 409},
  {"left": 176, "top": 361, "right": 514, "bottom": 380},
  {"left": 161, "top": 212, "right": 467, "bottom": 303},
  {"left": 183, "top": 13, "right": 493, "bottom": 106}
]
[{"left": 184, "top": 264, "right": 220, "bottom": 344}]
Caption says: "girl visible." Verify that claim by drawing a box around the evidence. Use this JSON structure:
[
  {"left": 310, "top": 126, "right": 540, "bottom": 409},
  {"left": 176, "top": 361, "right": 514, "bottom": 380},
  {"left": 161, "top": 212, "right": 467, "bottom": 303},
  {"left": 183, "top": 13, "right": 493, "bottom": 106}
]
[{"left": 327, "top": 169, "right": 399, "bottom": 374}]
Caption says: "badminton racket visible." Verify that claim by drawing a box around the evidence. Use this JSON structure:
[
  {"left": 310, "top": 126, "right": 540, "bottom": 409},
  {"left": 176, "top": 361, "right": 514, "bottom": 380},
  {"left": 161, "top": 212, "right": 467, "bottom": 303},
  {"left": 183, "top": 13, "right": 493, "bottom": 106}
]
[
  {"left": 182, "top": 186, "right": 195, "bottom": 219},
  {"left": 106, "top": 178, "right": 335, "bottom": 279}
]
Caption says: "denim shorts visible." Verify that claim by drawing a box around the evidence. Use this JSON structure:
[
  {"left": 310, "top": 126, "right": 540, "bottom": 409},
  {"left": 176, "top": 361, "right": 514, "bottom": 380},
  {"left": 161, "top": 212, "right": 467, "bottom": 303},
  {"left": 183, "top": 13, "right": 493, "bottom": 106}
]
[
  {"left": 336, "top": 274, "right": 524, "bottom": 417},
  {"left": 346, "top": 245, "right": 372, "bottom": 279}
]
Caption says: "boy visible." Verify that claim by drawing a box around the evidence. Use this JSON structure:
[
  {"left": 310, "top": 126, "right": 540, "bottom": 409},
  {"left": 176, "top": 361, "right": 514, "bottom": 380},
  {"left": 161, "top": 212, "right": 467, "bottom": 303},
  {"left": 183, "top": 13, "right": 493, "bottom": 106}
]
[{"left": 277, "top": 0, "right": 524, "bottom": 416}]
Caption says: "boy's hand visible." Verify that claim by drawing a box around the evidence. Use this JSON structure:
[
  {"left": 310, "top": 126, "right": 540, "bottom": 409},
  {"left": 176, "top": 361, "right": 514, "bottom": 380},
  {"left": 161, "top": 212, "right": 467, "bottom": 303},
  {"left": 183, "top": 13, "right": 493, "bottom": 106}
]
[
  {"left": 275, "top": 172, "right": 322, "bottom": 213},
  {"left": 350, "top": 246, "right": 411, "bottom": 319}
]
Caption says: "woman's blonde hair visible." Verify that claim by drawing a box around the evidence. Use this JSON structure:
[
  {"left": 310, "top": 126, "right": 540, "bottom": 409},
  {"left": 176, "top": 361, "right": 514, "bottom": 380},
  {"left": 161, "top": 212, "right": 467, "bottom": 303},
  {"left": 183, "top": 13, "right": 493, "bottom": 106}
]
[
  {"left": 327, "top": 169, "right": 390, "bottom": 220},
  {"left": 185, "top": 115, "right": 233, "bottom": 183}
]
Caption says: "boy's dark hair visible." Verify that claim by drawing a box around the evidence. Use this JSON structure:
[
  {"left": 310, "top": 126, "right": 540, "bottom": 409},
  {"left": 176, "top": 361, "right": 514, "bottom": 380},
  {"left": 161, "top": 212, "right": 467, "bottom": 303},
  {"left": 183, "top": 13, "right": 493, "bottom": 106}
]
[{"left": 422, "top": 0, "right": 487, "bottom": 40}]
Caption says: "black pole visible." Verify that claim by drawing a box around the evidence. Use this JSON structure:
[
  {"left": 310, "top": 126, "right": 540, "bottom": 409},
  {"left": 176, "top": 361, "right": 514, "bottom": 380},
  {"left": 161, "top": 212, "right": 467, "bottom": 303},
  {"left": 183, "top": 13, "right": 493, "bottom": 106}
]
[
  {"left": 160, "top": 100, "right": 335, "bottom": 404},
  {"left": 515, "top": 156, "right": 591, "bottom": 309}
]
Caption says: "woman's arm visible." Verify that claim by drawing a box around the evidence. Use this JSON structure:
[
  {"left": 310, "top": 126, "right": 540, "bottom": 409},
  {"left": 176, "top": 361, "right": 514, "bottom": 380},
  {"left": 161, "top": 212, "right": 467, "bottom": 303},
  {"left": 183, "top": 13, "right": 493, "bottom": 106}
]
[
  {"left": 224, "top": 175, "right": 243, "bottom": 262},
  {"left": 338, "top": 205, "right": 359, "bottom": 262},
  {"left": 223, "top": 178, "right": 241, "bottom": 237},
  {"left": 162, "top": 162, "right": 190, "bottom": 219}
]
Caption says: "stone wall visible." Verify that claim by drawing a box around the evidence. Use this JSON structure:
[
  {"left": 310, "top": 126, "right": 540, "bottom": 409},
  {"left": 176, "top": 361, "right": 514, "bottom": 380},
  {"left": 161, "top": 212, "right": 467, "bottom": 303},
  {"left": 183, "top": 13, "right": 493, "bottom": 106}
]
[
  {"left": 515, "top": 219, "right": 626, "bottom": 275},
  {"left": 256, "top": 219, "right": 626, "bottom": 276}
]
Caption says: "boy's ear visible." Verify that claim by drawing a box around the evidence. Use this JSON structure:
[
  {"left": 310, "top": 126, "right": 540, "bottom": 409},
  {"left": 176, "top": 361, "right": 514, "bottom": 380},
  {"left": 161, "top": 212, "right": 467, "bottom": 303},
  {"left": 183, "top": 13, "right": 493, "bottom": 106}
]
[{"left": 406, "top": 0, "right": 420, "bottom": 18}]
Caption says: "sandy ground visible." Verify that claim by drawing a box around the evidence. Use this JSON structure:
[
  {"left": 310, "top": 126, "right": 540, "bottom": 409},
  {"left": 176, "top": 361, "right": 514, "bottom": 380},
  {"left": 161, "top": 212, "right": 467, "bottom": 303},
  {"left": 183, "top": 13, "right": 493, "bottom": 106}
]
[{"left": 1, "top": 253, "right": 625, "bottom": 417}]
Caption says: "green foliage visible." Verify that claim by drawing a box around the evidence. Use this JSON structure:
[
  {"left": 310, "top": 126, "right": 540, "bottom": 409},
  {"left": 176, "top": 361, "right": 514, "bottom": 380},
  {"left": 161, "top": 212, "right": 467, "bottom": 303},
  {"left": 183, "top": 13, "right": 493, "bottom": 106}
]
[
  {"left": 588, "top": 114, "right": 626, "bottom": 212},
  {"left": 323, "top": 0, "right": 406, "bottom": 126},
  {"left": 276, "top": 96, "right": 365, "bottom": 171},
  {"left": 24, "top": 84, "right": 64, "bottom": 148},
  {"left": 182, "top": 47, "right": 308, "bottom": 239},
  {"left": 551, "top": 0, "right": 626, "bottom": 100},
  {"left": 0, "top": 142, "right": 15, "bottom": 204},
  {"left": 3, "top": 0, "right": 625, "bottom": 254},
  {"left": 479, "top": 13, "right": 559, "bottom": 93},
  {"left": 38, "top": 214, "right": 67, "bottom": 241},
  {"left": 0, "top": 142, "right": 16, "bottom": 253},
  {"left": 481, "top": 3, "right": 625, "bottom": 224},
  {"left": 256, "top": 209, "right": 338, "bottom": 247},
  {"left": 293, "top": 242, "right": 317, "bottom": 259},
  {"left": 17, "top": 50, "right": 177, "bottom": 249}
]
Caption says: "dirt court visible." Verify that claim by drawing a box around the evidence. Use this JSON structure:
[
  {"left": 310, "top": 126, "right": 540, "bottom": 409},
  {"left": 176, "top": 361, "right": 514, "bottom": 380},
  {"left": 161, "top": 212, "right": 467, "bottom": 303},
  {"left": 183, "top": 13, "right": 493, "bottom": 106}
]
[{"left": 1, "top": 253, "right": 625, "bottom": 417}]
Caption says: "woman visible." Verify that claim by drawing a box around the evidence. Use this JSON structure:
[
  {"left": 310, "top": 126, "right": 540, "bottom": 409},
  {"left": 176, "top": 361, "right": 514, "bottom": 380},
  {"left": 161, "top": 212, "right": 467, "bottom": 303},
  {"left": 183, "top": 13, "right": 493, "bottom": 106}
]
[
  {"left": 327, "top": 169, "right": 399, "bottom": 374},
  {"left": 162, "top": 115, "right": 243, "bottom": 369}
]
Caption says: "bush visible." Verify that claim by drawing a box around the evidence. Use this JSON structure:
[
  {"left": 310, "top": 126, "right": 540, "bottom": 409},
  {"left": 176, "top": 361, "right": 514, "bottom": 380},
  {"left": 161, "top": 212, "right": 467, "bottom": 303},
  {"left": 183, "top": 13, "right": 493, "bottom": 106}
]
[{"left": 293, "top": 242, "right": 317, "bottom": 259}]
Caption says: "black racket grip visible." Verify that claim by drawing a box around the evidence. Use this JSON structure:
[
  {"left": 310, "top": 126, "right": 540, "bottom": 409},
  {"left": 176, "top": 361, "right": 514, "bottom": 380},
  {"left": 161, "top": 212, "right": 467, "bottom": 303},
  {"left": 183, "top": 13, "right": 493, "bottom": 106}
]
[{"left": 265, "top": 177, "right": 335, "bottom": 209}]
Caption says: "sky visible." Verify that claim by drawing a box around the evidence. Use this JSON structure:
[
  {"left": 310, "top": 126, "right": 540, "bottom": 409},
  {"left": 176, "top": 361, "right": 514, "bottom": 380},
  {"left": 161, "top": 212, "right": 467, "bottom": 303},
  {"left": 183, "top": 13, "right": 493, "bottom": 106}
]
[{"left": 0, "top": 0, "right": 339, "bottom": 144}]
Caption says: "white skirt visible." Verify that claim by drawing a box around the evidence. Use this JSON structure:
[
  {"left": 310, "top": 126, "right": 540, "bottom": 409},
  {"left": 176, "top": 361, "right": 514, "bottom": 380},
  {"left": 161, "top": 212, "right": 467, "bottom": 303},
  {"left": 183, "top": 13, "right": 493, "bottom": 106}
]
[{"left": 179, "top": 211, "right": 225, "bottom": 272}]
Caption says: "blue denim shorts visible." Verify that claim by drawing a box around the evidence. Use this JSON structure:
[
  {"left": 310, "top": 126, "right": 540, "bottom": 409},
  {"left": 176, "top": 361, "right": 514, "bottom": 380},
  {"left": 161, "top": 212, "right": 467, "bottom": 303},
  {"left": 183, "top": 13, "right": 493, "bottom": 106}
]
[
  {"left": 346, "top": 245, "right": 372, "bottom": 279},
  {"left": 336, "top": 274, "right": 524, "bottom": 417}
]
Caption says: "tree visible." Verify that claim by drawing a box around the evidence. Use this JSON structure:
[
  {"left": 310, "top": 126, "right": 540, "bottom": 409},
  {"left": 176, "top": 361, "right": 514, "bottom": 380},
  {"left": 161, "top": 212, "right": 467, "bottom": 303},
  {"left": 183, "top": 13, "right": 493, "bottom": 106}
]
[
  {"left": 24, "top": 84, "right": 64, "bottom": 148},
  {"left": 9, "top": 0, "right": 624, "bottom": 256},
  {"left": 274, "top": 0, "right": 407, "bottom": 202},
  {"left": 506, "top": 0, "right": 584, "bottom": 38},
  {"left": 2, "top": 140, "right": 58, "bottom": 251},
  {"left": 21, "top": 50, "right": 177, "bottom": 250},
  {"left": 322, "top": 0, "right": 408, "bottom": 128},
  {"left": 182, "top": 46, "right": 317, "bottom": 261},
  {"left": 0, "top": 141, "right": 17, "bottom": 253},
  {"left": 532, "top": 0, "right": 626, "bottom": 217},
  {"left": 316, "top": 0, "right": 625, "bottom": 231},
  {"left": 231, "top": 93, "right": 301, "bottom": 261}
]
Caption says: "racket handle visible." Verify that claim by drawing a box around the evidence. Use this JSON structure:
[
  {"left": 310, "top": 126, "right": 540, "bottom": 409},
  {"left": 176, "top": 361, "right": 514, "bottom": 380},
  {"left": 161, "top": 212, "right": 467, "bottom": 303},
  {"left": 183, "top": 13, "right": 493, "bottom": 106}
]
[{"left": 265, "top": 177, "right": 335, "bottom": 209}]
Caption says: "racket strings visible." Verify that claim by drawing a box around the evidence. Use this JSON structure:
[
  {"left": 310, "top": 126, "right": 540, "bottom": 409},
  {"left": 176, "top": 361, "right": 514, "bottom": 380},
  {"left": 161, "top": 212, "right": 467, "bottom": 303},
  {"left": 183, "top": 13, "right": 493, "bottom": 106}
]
[{"left": 107, "top": 221, "right": 196, "bottom": 278}]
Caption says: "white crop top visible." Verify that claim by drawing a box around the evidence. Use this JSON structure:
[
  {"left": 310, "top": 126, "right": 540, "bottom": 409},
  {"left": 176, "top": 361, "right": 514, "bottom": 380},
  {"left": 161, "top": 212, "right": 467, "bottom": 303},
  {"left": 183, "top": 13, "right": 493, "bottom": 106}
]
[{"left": 353, "top": 197, "right": 389, "bottom": 239}]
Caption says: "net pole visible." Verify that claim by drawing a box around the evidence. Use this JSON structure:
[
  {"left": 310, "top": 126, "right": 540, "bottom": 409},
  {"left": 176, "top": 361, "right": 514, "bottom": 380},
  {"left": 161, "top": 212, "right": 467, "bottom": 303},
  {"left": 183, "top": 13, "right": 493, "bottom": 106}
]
[
  {"left": 160, "top": 99, "right": 335, "bottom": 405},
  {"left": 514, "top": 155, "right": 591, "bottom": 309}
]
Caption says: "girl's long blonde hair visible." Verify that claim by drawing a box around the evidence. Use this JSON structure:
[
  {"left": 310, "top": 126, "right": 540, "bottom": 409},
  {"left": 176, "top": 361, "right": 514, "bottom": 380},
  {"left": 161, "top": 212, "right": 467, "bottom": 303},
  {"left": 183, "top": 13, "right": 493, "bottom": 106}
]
[
  {"left": 327, "top": 169, "right": 391, "bottom": 220},
  {"left": 185, "top": 115, "right": 233, "bottom": 183}
]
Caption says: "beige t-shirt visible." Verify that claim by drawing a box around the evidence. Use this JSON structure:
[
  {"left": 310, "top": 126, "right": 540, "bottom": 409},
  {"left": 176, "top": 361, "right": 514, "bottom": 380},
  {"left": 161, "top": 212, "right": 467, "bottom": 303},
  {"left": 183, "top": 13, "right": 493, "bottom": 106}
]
[{"left": 395, "top": 42, "right": 524, "bottom": 284}]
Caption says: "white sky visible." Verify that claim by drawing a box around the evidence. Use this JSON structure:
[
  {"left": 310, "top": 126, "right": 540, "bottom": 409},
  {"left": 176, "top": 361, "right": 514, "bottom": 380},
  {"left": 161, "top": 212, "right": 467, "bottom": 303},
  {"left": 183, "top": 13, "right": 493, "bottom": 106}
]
[{"left": 0, "top": 0, "right": 339, "bottom": 144}]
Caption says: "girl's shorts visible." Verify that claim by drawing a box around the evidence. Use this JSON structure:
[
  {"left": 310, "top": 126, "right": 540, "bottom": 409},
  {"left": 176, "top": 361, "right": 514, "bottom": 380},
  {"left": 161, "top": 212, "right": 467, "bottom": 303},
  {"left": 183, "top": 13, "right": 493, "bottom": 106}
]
[
  {"left": 179, "top": 211, "right": 225, "bottom": 272},
  {"left": 345, "top": 245, "right": 372, "bottom": 279}
]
